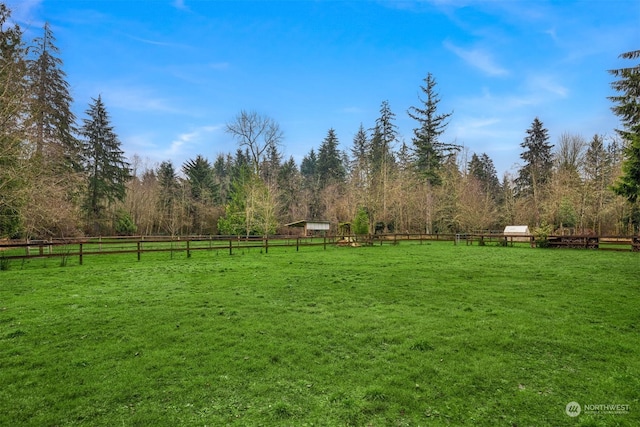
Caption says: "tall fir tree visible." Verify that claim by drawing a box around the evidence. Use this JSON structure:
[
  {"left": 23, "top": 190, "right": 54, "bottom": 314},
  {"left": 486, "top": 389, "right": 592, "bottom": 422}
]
[
  {"left": 515, "top": 117, "right": 553, "bottom": 196},
  {"left": 157, "top": 161, "right": 178, "bottom": 207},
  {"left": 301, "top": 148, "right": 318, "bottom": 183},
  {"left": 260, "top": 139, "right": 282, "bottom": 186},
  {"left": 317, "top": 128, "right": 346, "bottom": 188},
  {"left": 609, "top": 50, "right": 640, "bottom": 204},
  {"left": 80, "top": 95, "right": 131, "bottom": 225},
  {"left": 369, "top": 100, "right": 398, "bottom": 224},
  {"left": 370, "top": 100, "right": 397, "bottom": 175},
  {"left": 583, "top": 134, "right": 613, "bottom": 233},
  {"left": 277, "top": 156, "right": 302, "bottom": 222},
  {"left": 408, "top": 72, "right": 456, "bottom": 185},
  {"left": 468, "top": 152, "right": 501, "bottom": 200},
  {"left": 349, "top": 124, "right": 370, "bottom": 198},
  {"left": 182, "top": 155, "right": 217, "bottom": 204},
  {"left": 515, "top": 117, "right": 553, "bottom": 225},
  {"left": 26, "top": 22, "right": 80, "bottom": 170},
  {"left": 350, "top": 123, "right": 369, "bottom": 170}
]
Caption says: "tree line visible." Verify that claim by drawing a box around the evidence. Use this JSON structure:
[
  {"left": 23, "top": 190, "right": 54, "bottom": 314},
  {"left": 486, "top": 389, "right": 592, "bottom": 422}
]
[{"left": 1, "top": 4, "right": 639, "bottom": 239}]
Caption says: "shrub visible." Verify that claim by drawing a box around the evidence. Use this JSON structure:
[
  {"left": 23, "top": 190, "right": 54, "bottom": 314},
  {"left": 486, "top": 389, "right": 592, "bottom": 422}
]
[
  {"left": 533, "top": 221, "right": 554, "bottom": 248},
  {"left": 114, "top": 210, "right": 137, "bottom": 235},
  {"left": 353, "top": 207, "right": 369, "bottom": 236},
  {"left": 0, "top": 255, "right": 10, "bottom": 271}
]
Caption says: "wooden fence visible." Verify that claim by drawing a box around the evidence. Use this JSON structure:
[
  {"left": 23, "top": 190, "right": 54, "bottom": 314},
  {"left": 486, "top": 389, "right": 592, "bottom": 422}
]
[
  {"left": 462, "top": 233, "right": 640, "bottom": 251},
  {"left": 0, "top": 233, "right": 457, "bottom": 265},
  {"left": 1, "top": 233, "right": 638, "bottom": 267}
]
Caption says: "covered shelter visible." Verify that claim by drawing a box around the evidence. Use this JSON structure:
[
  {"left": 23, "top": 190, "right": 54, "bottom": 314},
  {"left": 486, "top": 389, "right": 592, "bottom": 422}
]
[
  {"left": 285, "top": 220, "right": 331, "bottom": 236},
  {"left": 503, "top": 225, "right": 531, "bottom": 243}
]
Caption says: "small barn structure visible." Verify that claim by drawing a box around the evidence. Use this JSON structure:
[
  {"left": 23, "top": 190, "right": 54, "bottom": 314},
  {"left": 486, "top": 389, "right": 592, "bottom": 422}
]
[
  {"left": 503, "top": 225, "right": 531, "bottom": 242},
  {"left": 285, "top": 220, "right": 331, "bottom": 236}
]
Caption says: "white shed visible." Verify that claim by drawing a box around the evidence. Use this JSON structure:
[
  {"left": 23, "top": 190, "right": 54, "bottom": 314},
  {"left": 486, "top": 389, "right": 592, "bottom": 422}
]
[
  {"left": 503, "top": 225, "right": 531, "bottom": 242},
  {"left": 286, "top": 220, "right": 331, "bottom": 236}
]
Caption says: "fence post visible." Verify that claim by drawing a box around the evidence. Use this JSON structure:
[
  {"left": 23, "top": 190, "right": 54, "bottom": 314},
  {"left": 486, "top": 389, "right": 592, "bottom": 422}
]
[
  {"left": 229, "top": 239, "right": 233, "bottom": 256},
  {"left": 296, "top": 237, "right": 299, "bottom": 252},
  {"left": 137, "top": 241, "right": 141, "bottom": 261},
  {"left": 265, "top": 236, "right": 268, "bottom": 254},
  {"left": 324, "top": 236, "right": 327, "bottom": 250},
  {"left": 79, "top": 243, "right": 83, "bottom": 265},
  {"left": 187, "top": 240, "right": 191, "bottom": 258}
]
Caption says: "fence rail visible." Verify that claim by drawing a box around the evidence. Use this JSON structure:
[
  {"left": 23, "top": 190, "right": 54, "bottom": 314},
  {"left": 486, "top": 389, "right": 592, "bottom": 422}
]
[
  {"left": 462, "top": 233, "right": 640, "bottom": 251},
  {"left": 1, "top": 233, "right": 638, "bottom": 267}
]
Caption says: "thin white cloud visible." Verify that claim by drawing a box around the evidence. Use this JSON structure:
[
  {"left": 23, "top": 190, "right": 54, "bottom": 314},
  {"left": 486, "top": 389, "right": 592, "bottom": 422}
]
[
  {"left": 166, "top": 125, "right": 221, "bottom": 157},
  {"left": 5, "top": 0, "right": 44, "bottom": 29},
  {"left": 122, "top": 33, "right": 193, "bottom": 50},
  {"left": 102, "top": 87, "right": 184, "bottom": 114},
  {"left": 127, "top": 133, "right": 158, "bottom": 150},
  {"left": 527, "top": 74, "right": 568, "bottom": 98},
  {"left": 444, "top": 40, "right": 509, "bottom": 76},
  {"left": 173, "top": 0, "right": 189, "bottom": 11}
]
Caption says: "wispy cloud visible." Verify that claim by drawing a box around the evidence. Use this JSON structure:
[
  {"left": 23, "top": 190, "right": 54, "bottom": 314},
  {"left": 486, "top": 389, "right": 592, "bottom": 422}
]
[
  {"left": 444, "top": 41, "right": 509, "bottom": 76},
  {"left": 102, "top": 86, "right": 184, "bottom": 114},
  {"left": 173, "top": 0, "right": 189, "bottom": 11},
  {"left": 166, "top": 125, "right": 221, "bottom": 157},
  {"left": 5, "top": 0, "right": 44, "bottom": 29},
  {"left": 526, "top": 74, "right": 568, "bottom": 98},
  {"left": 122, "top": 33, "right": 193, "bottom": 50}
]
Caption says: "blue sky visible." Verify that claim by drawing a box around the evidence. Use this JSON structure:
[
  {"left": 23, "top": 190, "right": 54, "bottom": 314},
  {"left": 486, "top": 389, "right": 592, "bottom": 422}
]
[{"left": 8, "top": 0, "right": 640, "bottom": 177}]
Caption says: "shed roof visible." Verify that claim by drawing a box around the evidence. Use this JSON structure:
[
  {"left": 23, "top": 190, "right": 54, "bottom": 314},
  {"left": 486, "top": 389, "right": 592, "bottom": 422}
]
[
  {"left": 504, "top": 225, "right": 530, "bottom": 235},
  {"left": 285, "top": 220, "right": 330, "bottom": 228}
]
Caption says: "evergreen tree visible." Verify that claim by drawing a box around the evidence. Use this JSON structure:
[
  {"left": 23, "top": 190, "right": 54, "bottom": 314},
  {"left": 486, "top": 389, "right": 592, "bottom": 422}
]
[
  {"left": 408, "top": 73, "right": 457, "bottom": 185},
  {"left": 352, "top": 206, "right": 370, "bottom": 236},
  {"left": 277, "top": 156, "right": 302, "bottom": 222},
  {"left": 156, "top": 160, "right": 184, "bottom": 234},
  {"left": 369, "top": 101, "right": 398, "bottom": 224},
  {"left": 182, "top": 155, "right": 217, "bottom": 203},
  {"left": 157, "top": 161, "right": 179, "bottom": 200},
  {"left": 212, "top": 153, "right": 230, "bottom": 203},
  {"left": 468, "top": 152, "right": 501, "bottom": 200},
  {"left": 317, "top": 128, "right": 346, "bottom": 187},
  {"left": 515, "top": 117, "right": 553, "bottom": 225},
  {"left": 515, "top": 117, "right": 553, "bottom": 196},
  {"left": 183, "top": 155, "right": 218, "bottom": 233},
  {"left": 26, "top": 23, "right": 80, "bottom": 170},
  {"left": 609, "top": 50, "right": 640, "bottom": 204},
  {"left": 230, "top": 148, "right": 251, "bottom": 185},
  {"left": 80, "top": 96, "right": 131, "bottom": 223},
  {"left": 583, "top": 134, "right": 611, "bottom": 185},
  {"left": 349, "top": 125, "right": 371, "bottom": 212},
  {"left": 301, "top": 148, "right": 318, "bottom": 182},
  {"left": 260, "top": 141, "right": 282, "bottom": 186},
  {"left": 370, "top": 100, "right": 397, "bottom": 174},
  {"left": 300, "top": 148, "right": 321, "bottom": 218},
  {"left": 350, "top": 123, "right": 369, "bottom": 171}
]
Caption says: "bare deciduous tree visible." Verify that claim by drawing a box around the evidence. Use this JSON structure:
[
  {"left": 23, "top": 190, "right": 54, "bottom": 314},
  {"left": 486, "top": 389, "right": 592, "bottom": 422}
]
[{"left": 225, "top": 110, "right": 283, "bottom": 176}]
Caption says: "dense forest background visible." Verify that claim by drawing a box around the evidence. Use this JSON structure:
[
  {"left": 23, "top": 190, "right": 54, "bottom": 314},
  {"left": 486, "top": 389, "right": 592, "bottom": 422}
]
[{"left": 1, "top": 4, "right": 639, "bottom": 239}]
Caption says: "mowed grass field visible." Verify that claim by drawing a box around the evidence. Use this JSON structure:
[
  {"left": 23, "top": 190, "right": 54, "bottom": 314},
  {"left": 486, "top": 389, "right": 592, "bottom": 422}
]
[{"left": 1, "top": 242, "right": 639, "bottom": 426}]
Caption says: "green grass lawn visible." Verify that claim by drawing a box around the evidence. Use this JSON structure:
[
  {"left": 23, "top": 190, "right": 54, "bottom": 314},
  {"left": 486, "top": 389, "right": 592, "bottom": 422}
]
[{"left": 1, "top": 242, "right": 638, "bottom": 426}]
